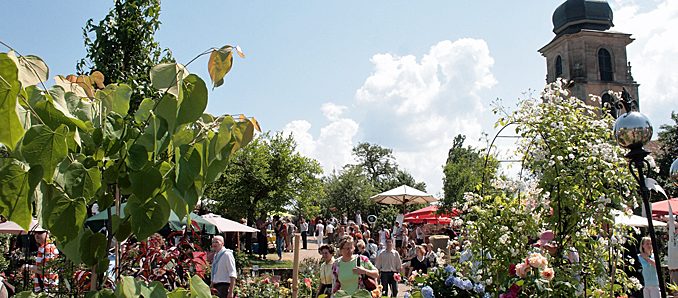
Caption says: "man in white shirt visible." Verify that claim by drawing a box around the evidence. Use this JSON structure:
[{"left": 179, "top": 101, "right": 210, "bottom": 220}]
[
  {"left": 325, "top": 222, "right": 335, "bottom": 245},
  {"left": 315, "top": 220, "right": 325, "bottom": 245},
  {"left": 379, "top": 226, "right": 390, "bottom": 246},
  {"left": 300, "top": 218, "right": 309, "bottom": 250},
  {"left": 211, "top": 236, "right": 237, "bottom": 298},
  {"left": 415, "top": 224, "right": 425, "bottom": 245}
]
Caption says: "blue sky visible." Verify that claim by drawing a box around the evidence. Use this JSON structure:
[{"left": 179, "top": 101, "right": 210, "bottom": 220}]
[{"left": 2, "top": 0, "right": 675, "bottom": 195}]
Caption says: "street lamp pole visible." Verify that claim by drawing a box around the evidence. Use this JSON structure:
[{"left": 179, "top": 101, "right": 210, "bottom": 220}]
[{"left": 613, "top": 89, "right": 666, "bottom": 298}]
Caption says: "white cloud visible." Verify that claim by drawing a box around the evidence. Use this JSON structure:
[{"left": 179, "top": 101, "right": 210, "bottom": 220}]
[
  {"left": 283, "top": 104, "right": 359, "bottom": 173},
  {"left": 284, "top": 38, "right": 498, "bottom": 194},
  {"left": 613, "top": 0, "right": 678, "bottom": 131},
  {"left": 354, "top": 39, "right": 496, "bottom": 193}
]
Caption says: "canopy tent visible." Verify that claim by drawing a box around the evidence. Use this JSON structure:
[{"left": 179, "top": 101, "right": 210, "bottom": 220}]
[
  {"left": 651, "top": 198, "right": 678, "bottom": 216},
  {"left": 0, "top": 219, "right": 45, "bottom": 234},
  {"left": 371, "top": 185, "right": 438, "bottom": 213},
  {"left": 87, "top": 203, "right": 217, "bottom": 234},
  {"left": 611, "top": 210, "right": 667, "bottom": 228},
  {"left": 403, "top": 205, "right": 461, "bottom": 225},
  {"left": 201, "top": 213, "right": 259, "bottom": 233}
]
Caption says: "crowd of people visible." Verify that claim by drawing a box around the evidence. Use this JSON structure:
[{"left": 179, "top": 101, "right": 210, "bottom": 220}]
[{"left": 249, "top": 213, "right": 442, "bottom": 298}]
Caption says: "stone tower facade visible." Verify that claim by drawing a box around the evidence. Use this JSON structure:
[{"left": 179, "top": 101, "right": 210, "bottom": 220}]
[{"left": 539, "top": 0, "right": 639, "bottom": 117}]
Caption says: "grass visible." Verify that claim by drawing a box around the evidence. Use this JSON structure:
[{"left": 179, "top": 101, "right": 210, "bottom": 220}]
[{"left": 247, "top": 255, "right": 293, "bottom": 269}]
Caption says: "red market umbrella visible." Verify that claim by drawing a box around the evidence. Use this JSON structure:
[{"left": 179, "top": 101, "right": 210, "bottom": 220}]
[
  {"left": 652, "top": 198, "right": 678, "bottom": 216},
  {"left": 403, "top": 205, "right": 460, "bottom": 224},
  {"left": 405, "top": 205, "right": 461, "bottom": 218}
]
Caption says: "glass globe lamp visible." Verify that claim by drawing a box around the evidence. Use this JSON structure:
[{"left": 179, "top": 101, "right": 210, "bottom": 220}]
[{"left": 613, "top": 111, "right": 653, "bottom": 149}]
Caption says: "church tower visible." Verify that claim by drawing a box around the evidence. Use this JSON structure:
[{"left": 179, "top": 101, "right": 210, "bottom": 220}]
[{"left": 539, "top": 0, "right": 639, "bottom": 117}]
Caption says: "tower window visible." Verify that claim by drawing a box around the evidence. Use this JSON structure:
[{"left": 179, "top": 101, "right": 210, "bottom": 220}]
[
  {"left": 555, "top": 56, "right": 563, "bottom": 78},
  {"left": 598, "top": 48, "right": 613, "bottom": 81}
]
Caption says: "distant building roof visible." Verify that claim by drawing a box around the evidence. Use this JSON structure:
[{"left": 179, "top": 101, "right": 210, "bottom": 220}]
[{"left": 553, "top": 0, "right": 614, "bottom": 36}]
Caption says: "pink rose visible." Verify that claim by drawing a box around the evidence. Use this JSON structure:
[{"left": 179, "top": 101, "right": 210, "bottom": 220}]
[
  {"left": 515, "top": 262, "right": 531, "bottom": 278},
  {"left": 540, "top": 267, "right": 554, "bottom": 281},
  {"left": 527, "top": 253, "right": 548, "bottom": 269}
]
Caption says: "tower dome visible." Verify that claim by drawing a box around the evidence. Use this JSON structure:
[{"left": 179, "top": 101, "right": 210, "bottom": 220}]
[{"left": 552, "top": 0, "right": 613, "bottom": 35}]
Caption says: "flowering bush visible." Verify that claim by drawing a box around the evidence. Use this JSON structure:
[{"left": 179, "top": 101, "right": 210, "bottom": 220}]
[
  {"left": 407, "top": 265, "right": 488, "bottom": 298},
  {"left": 499, "top": 252, "right": 554, "bottom": 297},
  {"left": 456, "top": 79, "right": 640, "bottom": 297}
]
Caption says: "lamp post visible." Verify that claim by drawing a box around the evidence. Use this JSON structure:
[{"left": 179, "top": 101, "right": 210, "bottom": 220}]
[{"left": 612, "top": 89, "right": 666, "bottom": 298}]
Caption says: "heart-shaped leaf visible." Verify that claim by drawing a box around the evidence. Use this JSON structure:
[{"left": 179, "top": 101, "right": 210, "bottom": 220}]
[
  {"left": 207, "top": 46, "right": 233, "bottom": 89},
  {"left": 0, "top": 53, "right": 25, "bottom": 150}
]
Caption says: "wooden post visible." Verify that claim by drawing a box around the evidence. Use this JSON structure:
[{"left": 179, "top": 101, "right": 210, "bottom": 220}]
[{"left": 292, "top": 233, "right": 301, "bottom": 298}]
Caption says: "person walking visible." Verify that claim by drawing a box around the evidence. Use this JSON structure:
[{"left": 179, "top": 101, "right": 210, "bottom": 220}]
[
  {"left": 415, "top": 224, "right": 425, "bottom": 245},
  {"left": 23, "top": 231, "right": 59, "bottom": 293},
  {"left": 316, "top": 244, "right": 335, "bottom": 298},
  {"left": 256, "top": 217, "right": 269, "bottom": 260},
  {"left": 210, "top": 236, "right": 237, "bottom": 298},
  {"left": 378, "top": 226, "right": 390, "bottom": 246},
  {"left": 273, "top": 215, "right": 285, "bottom": 261},
  {"left": 316, "top": 220, "right": 325, "bottom": 246},
  {"left": 286, "top": 219, "right": 296, "bottom": 252},
  {"left": 638, "top": 236, "right": 660, "bottom": 298},
  {"left": 300, "top": 218, "right": 309, "bottom": 250},
  {"left": 376, "top": 238, "right": 402, "bottom": 297},
  {"left": 332, "top": 235, "right": 379, "bottom": 295},
  {"left": 326, "top": 221, "right": 335, "bottom": 245}
]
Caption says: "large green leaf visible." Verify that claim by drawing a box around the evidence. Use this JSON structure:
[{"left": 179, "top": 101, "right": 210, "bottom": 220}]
[
  {"left": 207, "top": 46, "right": 234, "bottom": 89},
  {"left": 55, "top": 227, "right": 86, "bottom": 264},
  {"left": 0, "top": 53, "right": 25, "bottom": 150},
  {"left": 96, "top": 84, "right": 132, "bottom": 116},
  {"left": 20, "top": 124, "right": 69, "bottom": 183},
  {"left": 167, "top": 288, "right": 189, "bottom": 298},
  {"left": 125, "top": 194, "right": 171, "bottom": 240},
  {"left": 129, "top": 166, "right": 162, "bottom": 201},
  {"left": 0, "top": 160, "right": 42, "bottom": 230},
  {"left": 127, "top": 143, "right": 149, "bottom": 171},
  {"left": 140, "top": 281, "right": 168, "bottom": 298},
  {"left": 189, "top": 275, "right": 212, "bottom": 298},
  {"left": 155, "top": 93, "right": 178, "bottom": 134},
  {"left": 176, "top": 74, "right": 208, "bottom": 127},
  {"left": 79, "top": 229, "right": 108, "bottom": 266},
  {"left": 134, "top": 98, "right": 154, "bottom": 123},
  {"left": 64, "top": 91, "right": 94, "bottom": 123},
  {"left": 166, "top": 186, "right": 189, "bottom": 221},
  {"left": 175, "top": 145, "right": 202, "bottom": 191},
  {"left": 137, "top": 114, "right": 170, "bottom": 158},
  {"left": 63, "top": 161, "right": 102, "bottom": 201},
  {"left": 150, "top": 63, "right": 188, "bottom": 97},
  {"left": 7, "top": 51, "right": 49, "bottom": 88},
  {"left": 42, "top": 186, "right": 87, "bottom": 242},
  {"left": 115, "top": 276, "right": 141, "bottom": 298},
  {"left": 84, "top": 289, "right": 116, "bottom": 298},
  {"left": 33, "top": 98, "right": 89, "bottom": 133}
]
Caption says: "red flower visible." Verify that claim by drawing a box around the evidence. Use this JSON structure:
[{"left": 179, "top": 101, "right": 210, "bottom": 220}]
[
  {"left": 508, "top": 263, "right": 516, "bottom": 277},
  {"left": 304, "top": 277, "right": 312, "bottom": 288}
]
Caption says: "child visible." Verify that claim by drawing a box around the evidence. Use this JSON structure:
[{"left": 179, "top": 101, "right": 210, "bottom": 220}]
[{"left": 638, "top": 236, "right": 660, "bottom": 298}]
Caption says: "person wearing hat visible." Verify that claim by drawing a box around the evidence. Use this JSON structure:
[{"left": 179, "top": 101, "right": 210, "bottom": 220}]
[{"left": 23, "top": 231, "right": 59, "bottom": 293}]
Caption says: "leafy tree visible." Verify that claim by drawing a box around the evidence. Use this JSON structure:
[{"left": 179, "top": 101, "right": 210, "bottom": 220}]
[
  {"left": 320, "top": 165, "right": 375, "bottom": 219},
  {"left": 655, "top": 111, "right": 678, "bottom": 197},
  {"left": 352, "top": 142, "right": 398, "bottom": 191},
  {"left": 205, "top": 132, "right": 324, "bottom": 225},
  {"left": 0, "top": 41, "right": 249, "bottom": 294},
  {"left": 77, "top": 0, "right": 173, "bottom": 113},
  {"left": 441, "top": 134, "right": 497, "bottom": 210}
]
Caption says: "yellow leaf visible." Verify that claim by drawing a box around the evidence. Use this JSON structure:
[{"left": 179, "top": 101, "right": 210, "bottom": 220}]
[
  {"left": 90, "top": 71, "right": 105, "bottom": 89},
  {"left": 250, "top": 117, "right": 261, "bottom": 132},
  {"left": 207, "top": 46, "right": 233, "bottom": 89}
]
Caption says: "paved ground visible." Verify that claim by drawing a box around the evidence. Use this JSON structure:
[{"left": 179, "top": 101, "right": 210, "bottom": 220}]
[{"left": 265, "top": 235, "right": 411, "bottom": 297}]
